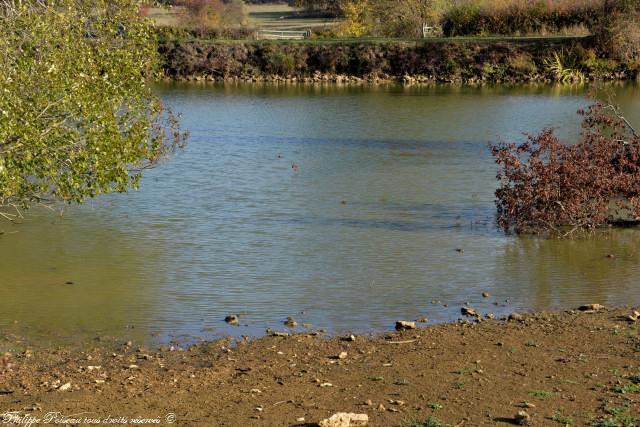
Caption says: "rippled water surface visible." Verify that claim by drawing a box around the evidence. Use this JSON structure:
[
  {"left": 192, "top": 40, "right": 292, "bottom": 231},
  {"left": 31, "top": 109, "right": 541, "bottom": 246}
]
[{"left": 2, "top": 82, "right": 640, "bottom": 344}]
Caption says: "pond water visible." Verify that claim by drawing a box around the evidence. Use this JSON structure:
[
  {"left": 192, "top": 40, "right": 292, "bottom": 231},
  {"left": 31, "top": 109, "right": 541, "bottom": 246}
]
[{"left": 2, "top": 82, "right": 640, "bottom": 345}]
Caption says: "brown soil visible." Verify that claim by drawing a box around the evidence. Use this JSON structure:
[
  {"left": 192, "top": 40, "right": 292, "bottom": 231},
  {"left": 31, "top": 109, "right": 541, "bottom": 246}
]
[{"left": 1, "top": 308, "right": 639, "bottom": 427}]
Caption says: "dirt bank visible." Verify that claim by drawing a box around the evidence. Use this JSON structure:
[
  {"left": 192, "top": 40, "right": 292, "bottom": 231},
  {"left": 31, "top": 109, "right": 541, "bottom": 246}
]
[
  {"left": 1, "top": 307, "right": 639, "bottom": 426},
  {"left": 158, "top": 38, "right": 637, "bottom": 85}
]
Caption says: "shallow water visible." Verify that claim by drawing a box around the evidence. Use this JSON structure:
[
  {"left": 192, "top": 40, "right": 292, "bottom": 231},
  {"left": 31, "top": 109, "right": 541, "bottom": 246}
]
[{"left": 2, "top": 82, "right": 640, "bottom": 345}]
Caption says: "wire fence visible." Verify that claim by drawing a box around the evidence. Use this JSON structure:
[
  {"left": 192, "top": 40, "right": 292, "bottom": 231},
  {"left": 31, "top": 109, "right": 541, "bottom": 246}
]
[{"left": 256, "top": 29, "right": 311, "bottom": 40}]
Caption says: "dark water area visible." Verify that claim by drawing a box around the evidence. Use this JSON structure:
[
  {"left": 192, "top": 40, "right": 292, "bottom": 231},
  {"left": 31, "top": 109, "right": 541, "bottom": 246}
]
[{"left": 1, "top": 82, "right": 639, "bottom": 345}]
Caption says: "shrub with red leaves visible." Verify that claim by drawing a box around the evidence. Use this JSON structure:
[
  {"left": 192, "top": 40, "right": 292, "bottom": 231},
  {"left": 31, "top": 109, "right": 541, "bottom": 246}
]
[{"left": 491, "top": 102, "right": 640, "bottom": 234}]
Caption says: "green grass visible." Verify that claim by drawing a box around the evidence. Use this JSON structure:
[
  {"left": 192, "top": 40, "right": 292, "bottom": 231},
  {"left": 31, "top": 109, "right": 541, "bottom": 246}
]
[
  {"left": 592, "top": 420, "right": 623, "bottom": 427},
  {"left": 611, "top": 383, "right": 640, "bottom": 394},
  {"left": 428, "top": 402, "right": 444, "bottom": 410},
  {"left": 405, "top": 416, "right": 448, "bottom": 427},
  {"left": 591, "top": 405, "right": 639, "bottom": 426},
  {"left": 552, "top": 413, "right": 574, "bottom": 425},
  {"left": 591, "top": 416, "right": 638, "bottom": 427},
  {"left": 605, "top": 406, "right": 629, "bottom": 417},
  {"left": 528, "top": 390, "right": 555, "bottom": 399}
]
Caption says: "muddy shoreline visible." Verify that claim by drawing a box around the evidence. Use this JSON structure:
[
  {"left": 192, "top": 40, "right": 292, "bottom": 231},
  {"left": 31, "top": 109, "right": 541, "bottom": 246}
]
[{"left": 1, "top": 307, "right": 639, "bottom": 426}]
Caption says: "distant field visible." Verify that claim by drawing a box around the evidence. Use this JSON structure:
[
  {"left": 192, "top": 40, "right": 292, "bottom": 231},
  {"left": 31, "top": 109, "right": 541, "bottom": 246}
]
[
  {"left": 144, "top": 4, "right": 340, "bottom": 33},
  {"left": 147, "top": 3, "right": 590, "bottom": 41},
  {"left": 247, "top": 4, "right": 340, "bottom": 32},
  {"left": 144, "top": 6, "right": 180, "bottom": 27},
  {"left": 246, "top": 3, "right": 299, "bottom": 15}
]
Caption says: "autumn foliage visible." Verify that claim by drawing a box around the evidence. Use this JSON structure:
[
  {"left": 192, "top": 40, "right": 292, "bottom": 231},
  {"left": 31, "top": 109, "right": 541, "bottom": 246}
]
[
  {"left": 177, "top": 0, "right": 225, "bottom": 28},
  {"left": 491, "top": 102, "right": 640, "bottom": 234}
]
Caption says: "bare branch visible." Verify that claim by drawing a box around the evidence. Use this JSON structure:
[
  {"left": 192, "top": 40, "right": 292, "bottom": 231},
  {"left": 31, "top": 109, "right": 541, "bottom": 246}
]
[{"left": 605, "top": 102, "right": 638, "bottom": 138}]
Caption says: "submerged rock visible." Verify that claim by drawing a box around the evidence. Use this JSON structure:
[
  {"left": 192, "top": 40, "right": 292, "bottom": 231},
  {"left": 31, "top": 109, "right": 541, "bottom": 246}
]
[
  {"left": 224, "top": 315, "right": 239, "bottom": 325},
  {"left": 578, "top": 304, "right": 606, "bottom": 312},
  {"left": 509, "top": 313, "right": 524, "bottom": 322},
  {"left": 626, "top": 310, "right": 640, "bottom": 322},
  {"left": 461, "top": 307, "right": 478, "bottom": 317},
  {"left": 395, "top": 321, "right": 416, "bottom": 330}
]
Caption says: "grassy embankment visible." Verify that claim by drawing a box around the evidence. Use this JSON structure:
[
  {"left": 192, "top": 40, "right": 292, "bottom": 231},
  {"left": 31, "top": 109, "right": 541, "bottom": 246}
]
[
  {"left": 151, "top": 4, "right": 634, "bottom": 83},
  {"left": 157, "top": 35, "right": 633, "bottom": 84}
]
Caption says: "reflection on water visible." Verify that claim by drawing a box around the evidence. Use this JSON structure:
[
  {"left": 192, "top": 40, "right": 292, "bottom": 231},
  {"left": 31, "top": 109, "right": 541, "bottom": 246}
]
[
  {"left": 0, "top": 214, "right": 163, "bottom": 344},
  {"left": 496, "top": 230, "right": 640, "bottom": 310},
  {"left": 1, "top": 82, "right": 639, "bottom": 344}
]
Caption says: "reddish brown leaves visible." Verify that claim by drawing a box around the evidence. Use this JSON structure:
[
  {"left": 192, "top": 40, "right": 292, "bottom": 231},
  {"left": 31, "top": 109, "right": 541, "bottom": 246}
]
[{"left": 492, "top": 102, "right": 640, "bottom": 234}]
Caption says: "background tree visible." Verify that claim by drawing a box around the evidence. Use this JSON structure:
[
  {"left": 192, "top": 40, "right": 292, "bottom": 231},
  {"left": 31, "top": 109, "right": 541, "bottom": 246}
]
[
  {"left": 177, "top": 0, "right": 225, "bottom": 29},
  {"left": 338, "top": 0, "right": 370, "bottom": 37},
  {"left": 593, "top": 0, "right": 640, "bottom": 68},
  {"left": 221, "top": 0, "right": 249, "bottom": 27},
  {"left": 338, "top": 0, "right": 446, "bottom": 38},
  {"left": 369, "top": 0, "right": 444, "bottom": 38},
  {"left": 0, "top": 0, "right": 185, "bottom": 221}
]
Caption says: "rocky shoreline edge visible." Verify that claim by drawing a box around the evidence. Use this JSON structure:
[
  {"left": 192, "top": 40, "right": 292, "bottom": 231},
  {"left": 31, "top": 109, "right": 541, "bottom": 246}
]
[
  {"left": 162, "top": 71, "right": 634, "bottom": 85},
  {"left": 160, "top": 72, "right": 636, "bottom": 86},
  {"left": 1, "top": 306, "right": 639, "bottom": 426}
]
